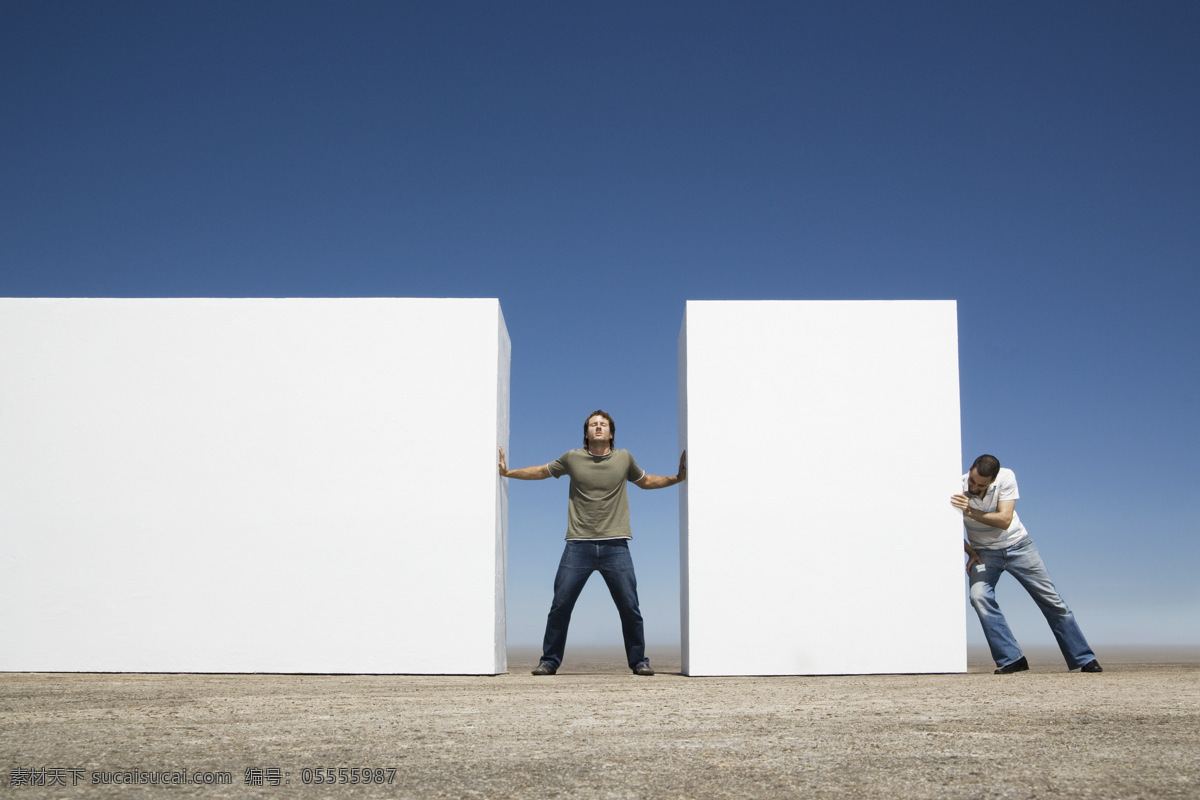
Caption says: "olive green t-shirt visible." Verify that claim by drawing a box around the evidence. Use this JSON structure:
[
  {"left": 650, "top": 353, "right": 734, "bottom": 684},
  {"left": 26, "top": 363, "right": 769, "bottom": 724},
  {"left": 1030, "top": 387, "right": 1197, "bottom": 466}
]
[{"left": 547, "top": 449, "right": 645, "bottom": 540}]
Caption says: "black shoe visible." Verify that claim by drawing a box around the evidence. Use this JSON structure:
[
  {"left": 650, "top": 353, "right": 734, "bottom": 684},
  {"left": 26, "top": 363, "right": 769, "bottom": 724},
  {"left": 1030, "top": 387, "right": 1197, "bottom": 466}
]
[
  {"left": 994, "top": 656, "right": 1029, "bottom": 674},
  {"left": 531, "top": 662, "right": 557, "bottom": 676},
  {"left": 632, "top": 663, "right": 654, "bottom": 676},
  {"left": 1079, "top": 659, "right": 1103, "bottom": 673}
]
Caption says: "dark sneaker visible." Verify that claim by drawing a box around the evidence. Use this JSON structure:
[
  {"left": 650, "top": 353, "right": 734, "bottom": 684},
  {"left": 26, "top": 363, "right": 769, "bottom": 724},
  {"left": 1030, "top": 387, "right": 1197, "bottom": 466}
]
[
  {"left": 531, "top": 662, "right": 557, "bottom": 676},
  {"left": 994, "top": 656, "right": 1030, "bottom": 674},
  {"left": 1079, "top": 660, "right": 1103, "bottom": 673},
  {"left": 632, "top": 663, "right": 654, "bottom": 676}
]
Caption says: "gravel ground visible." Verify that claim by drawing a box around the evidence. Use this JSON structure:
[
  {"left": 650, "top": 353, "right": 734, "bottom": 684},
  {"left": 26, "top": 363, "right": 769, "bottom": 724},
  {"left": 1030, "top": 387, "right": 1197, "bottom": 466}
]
[{"left": 2, "top": 646, "right": 1197, "bottom": 799}]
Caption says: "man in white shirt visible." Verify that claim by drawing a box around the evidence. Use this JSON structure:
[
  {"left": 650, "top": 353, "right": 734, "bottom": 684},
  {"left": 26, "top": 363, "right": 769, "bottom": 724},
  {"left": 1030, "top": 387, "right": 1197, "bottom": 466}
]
[{"left": 952, "top": 454, "right": 1102, "bottom": 674}]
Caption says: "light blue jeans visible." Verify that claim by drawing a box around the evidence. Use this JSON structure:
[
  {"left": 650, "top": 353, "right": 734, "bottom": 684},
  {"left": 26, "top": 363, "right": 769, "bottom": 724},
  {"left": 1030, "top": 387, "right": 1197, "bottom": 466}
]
[{"left": 969, "top": 537, "right": 1096, "bottom": 670}]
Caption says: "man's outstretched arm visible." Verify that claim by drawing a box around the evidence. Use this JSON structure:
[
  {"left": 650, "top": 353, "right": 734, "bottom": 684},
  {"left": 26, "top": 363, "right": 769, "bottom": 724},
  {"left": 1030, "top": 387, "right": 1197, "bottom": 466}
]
[
  {"left": 498, "top": 446, "right": 551, "bottom": 480},
  {"left": 634, "top": 451, "right": 687, "bottom": 490}
]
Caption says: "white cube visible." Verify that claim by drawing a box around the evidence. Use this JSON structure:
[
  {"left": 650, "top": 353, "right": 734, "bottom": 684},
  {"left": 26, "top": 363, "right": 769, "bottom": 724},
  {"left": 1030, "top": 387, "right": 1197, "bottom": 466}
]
[
  {"left": 0, "top": 298, "right": 510, "bottom": 674},
  {"left": 679, "top": 300, "right": 966, "bottom": 675}
]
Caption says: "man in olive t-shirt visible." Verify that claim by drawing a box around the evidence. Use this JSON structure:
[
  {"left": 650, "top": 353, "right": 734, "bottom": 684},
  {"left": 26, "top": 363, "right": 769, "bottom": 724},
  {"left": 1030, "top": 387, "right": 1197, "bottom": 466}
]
[{"left": 499, "top": 409, "right": 686, "bottom": 676}]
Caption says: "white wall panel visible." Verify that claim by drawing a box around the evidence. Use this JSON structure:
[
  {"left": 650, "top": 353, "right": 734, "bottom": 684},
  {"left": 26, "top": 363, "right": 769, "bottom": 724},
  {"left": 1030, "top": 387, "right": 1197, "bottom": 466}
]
[
  {"left": 0, "top": 298, "right": 509, "bottom": 674},
  {"left": 679, "top": 300, "right": 965, "bottom": 675}
]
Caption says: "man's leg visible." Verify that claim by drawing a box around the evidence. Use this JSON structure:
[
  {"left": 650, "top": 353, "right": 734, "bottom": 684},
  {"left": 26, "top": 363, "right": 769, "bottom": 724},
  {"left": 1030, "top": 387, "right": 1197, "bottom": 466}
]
[
  {"left": 1004, "top": 539, "right": 1097, "bottom": 670},
  {"left": 539, "top": 541, "right": 595, "bottom": 670},
  {"left": 968, "top": 549, "right": 1025, "bottom": 669},
  {"left": 596, "top": 540, "right": 648, "bottom": 671}
]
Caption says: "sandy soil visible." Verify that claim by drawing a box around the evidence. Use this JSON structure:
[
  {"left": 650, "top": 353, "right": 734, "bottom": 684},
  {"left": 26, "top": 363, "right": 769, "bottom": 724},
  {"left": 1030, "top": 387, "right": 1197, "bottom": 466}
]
[{"left": 3, "top": 646, "right": 1197, "bottom": 799}]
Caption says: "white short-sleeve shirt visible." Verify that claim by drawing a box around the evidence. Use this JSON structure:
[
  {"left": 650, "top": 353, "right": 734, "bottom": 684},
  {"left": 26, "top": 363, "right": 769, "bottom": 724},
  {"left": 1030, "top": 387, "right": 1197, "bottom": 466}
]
[{"left": 963, "top": 467, "right": 1029, "bottom": 550}]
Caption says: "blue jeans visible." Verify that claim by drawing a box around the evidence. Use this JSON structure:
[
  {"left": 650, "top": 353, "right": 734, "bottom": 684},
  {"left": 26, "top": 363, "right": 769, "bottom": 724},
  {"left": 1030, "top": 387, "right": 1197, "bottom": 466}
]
[
  {"left": 540, "top": 539, "right": 648, "bottom": 670},
  {"left": 969, "top": 537, "right": 1096, "bottom": 670}
]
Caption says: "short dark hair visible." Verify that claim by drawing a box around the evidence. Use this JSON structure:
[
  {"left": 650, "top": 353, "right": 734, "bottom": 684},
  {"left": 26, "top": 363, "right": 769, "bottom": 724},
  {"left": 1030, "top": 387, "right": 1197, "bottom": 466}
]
[
  {"left": 583, "top": 409, "right": 616, "bottom": 448},
  {"left": 971, "top": 454, "right": 1001, "bottom": 478}
]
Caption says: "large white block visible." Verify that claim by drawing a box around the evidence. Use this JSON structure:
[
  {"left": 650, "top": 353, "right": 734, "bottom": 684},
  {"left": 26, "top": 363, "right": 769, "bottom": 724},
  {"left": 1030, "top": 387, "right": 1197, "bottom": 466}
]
[
  {"left": 0, "top": 298, "right": 510, "bottom": 674},
  {"left": 679, "top": 300, "right": 965, "bottom": 676}
]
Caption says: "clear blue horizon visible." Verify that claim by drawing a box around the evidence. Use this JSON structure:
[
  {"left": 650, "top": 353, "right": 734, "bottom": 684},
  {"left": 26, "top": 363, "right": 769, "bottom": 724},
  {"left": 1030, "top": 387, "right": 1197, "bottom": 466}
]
[{"left": 3, "top": 2, "right": 1197, "bottom": 653}]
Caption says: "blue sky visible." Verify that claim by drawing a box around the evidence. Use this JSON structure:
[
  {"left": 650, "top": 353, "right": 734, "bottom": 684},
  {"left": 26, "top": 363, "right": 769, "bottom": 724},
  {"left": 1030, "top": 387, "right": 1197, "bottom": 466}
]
[{"left": 3, "top": 1, "right": 1197, "bottom": 652}]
